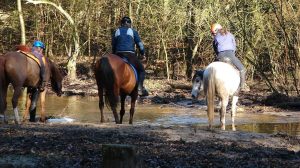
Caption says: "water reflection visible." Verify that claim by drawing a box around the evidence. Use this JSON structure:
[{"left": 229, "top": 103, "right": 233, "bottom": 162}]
[
  {"left": 3, "top": 91, "right": 300, "bottom": 136},
  {"left": 236, "top": 122, "right": 300, "bottom": 136}
]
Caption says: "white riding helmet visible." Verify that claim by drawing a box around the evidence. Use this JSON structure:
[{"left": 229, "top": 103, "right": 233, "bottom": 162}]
[{"left": 210, "top": 23, "right": 222, "bottom": 34}]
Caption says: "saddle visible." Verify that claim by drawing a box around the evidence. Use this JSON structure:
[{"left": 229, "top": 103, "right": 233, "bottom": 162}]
[{"left": 18, "top": 50, "right": 46, "bottom": 67}]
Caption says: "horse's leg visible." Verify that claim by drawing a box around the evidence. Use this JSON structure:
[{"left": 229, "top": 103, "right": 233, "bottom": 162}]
[
  {"left": 11, "top": 86, "right": 23, "bottom": 124},
  {"left": 29, "top": 89, "right": 39, "bottom": 122},
  {"left": 129, "top": 91, "right": 138, "bottom": 124},
  {"left": 231, "top": 96, "right": 239, "bottom": 131},
  {"left": 22, "top": 90, "right": 32, "bottom": 122},
  {"left": 220, "top": 97, "right": 229, "bottom": 130},
  {"left": 1, "top": 83, "right": 8, "bottom": 124},
  {"left": 119, "top": 94, "right": 126, "bottom": 124},
  {"left": 39, "top": 89, "right": 47, "bottom": 122},
  {"left": 112, "top": 106, "right": 120, "bottom": 124},
  {"left": 98, "top": 87, "right": 105, "bottom": 123}
]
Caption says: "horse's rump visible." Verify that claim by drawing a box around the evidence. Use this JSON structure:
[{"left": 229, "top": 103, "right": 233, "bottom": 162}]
[
  {"left": 95, "top": 54, "right": 137, "bottom": 108},
  {"left": 204, "top": 62, "right": 239, "bottom": 96}
]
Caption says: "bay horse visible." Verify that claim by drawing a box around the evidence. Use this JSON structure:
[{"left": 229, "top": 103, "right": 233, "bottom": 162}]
[
  {"left": 94, "top": 54, "right": 138, "bottom": 124},
  {"left": 191, "top": 62, "right": 240, "bottom": 130},
  {"left": 0, "top": 51, "right": 63, "bottom": 124}
]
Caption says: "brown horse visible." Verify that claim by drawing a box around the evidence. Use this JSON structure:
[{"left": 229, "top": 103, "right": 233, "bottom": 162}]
[
  {"left": 0, "top": 51, "right": 63, "bottom": 124},
  {"left": 94, "top": 54, "right": 138, "bottom": 124}
]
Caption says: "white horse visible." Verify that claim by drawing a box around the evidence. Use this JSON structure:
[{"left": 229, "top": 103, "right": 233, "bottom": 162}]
[{"left": 191, "top": 62, "right": 240, "bottom": 130}]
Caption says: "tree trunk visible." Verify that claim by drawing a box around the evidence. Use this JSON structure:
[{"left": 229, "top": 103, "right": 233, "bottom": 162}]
[
  {"left": 17, "top": 0, "right": 26, "bottom": 45},
  {"left": 185, "top": 0, "right": 195, "bottom": 80},
  {"left": 26, "top": 0, "right": 80, "bottom": 80}
]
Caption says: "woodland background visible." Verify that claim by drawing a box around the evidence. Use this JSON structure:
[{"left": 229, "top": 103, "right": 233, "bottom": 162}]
[{"left": 0, "top": 0, "right": 300, "bottom": 96}]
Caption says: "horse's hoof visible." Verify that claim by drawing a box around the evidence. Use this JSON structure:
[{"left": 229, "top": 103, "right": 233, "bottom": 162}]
[
  {"left": 29, "top": 119, "right": 36, "bottom": 122},
  {"left": 39, "top": 118, "right": 46, "bottom": 123}
]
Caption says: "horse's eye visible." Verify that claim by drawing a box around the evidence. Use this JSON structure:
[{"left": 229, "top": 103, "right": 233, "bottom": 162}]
[{"left": 196, "top": 79, "right": 200, "bottom": 83}]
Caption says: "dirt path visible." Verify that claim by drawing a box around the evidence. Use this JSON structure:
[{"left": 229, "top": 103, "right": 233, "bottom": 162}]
[{"left": 0, "top": 123, "right": 299, "bottom": 167}]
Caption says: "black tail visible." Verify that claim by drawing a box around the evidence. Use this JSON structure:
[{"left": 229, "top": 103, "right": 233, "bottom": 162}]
[
  {"left": 97, "top": 57, "right": 118, "bottom": 110},
  {"left": 0, "top": 57, "right": 5, "bottom": 113}
]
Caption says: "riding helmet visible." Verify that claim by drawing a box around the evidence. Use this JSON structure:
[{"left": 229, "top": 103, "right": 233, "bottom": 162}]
[
  {"left": 121, "top": 16, "right": 132, "bottom": 25},
  {"left": 33, "top": 40, "right": 45, "bottom": 49},
  {"left": 210, "top": 23, "right": 222, "bottom": 34}
]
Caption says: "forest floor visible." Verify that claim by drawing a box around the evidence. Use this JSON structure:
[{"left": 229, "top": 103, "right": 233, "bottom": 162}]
[{"left": 0, "top": 71, "right": 300, "bottom": 167}]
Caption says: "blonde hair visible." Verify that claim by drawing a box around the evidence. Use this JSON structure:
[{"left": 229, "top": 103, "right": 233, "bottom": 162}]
[{"left": 219, "top": 28, "right": 228, "bottom": 35}]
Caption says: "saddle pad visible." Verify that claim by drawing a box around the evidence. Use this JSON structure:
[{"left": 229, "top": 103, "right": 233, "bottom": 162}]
[
  {"left": 122, "top": 58, "right": 139, "bottom": 82},
  {"left": 18, "top": 50, "right": 46, "bottom": 67}
]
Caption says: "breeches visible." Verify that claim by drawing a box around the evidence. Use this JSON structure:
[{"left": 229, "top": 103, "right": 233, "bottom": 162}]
[
  {"left": 216, "top": 50, "right": 245, "bottom": 72},
  {"left": 115, "top": 52, "right": 145, "bottom": 73}
]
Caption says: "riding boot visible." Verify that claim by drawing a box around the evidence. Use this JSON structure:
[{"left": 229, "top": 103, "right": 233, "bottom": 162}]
[
  {"left": 39, "top": 61, "right": 46, "bottom": 92},
  {"left": 233, "top": 70, "right": 246, "bottom": 96},
  {"left": 39, "top": 81, "right": 46, "bottom": 92},
  {"left": 138, "top": 72, "right": 149, "bottom": 97},
  {"left": 240, "top": 69, "right": 246, "bottom": 91}
]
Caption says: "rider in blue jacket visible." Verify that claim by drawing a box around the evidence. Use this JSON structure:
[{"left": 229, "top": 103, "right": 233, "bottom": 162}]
[
  {"left": 32, "top": 40, "right": 46, "bottom": 92},
  {"left": 112, "top": 16, "right": 148, "bottom": 96},
  {"left": 211, "top": 23, "right": 246, "bottom": 95}
]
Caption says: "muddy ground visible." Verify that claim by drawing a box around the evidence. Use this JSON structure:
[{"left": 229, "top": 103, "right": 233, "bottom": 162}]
[{"left": 0, "top": 76, "right": 300, "bottom": 167}]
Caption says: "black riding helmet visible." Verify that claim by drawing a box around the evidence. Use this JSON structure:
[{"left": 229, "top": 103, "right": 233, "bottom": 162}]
[{"left": 121, "top": 16, "right": 132, "bottom": 27}]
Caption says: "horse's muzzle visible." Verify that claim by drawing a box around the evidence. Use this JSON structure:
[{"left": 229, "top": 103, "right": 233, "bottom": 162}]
[{"left": 191, "top": 90, "right": 199, "bottom": 99}]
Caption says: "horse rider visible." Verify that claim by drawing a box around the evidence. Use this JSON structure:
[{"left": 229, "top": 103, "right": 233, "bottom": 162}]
[
  {"left": 32, "top": 40, "right": 46, "bottom": 92},
  {"left": 210, "top": 23, "right": 246, "bottom": 95},
  {"left": 112, "top": 16, "right": 149, "bottom": 97}
]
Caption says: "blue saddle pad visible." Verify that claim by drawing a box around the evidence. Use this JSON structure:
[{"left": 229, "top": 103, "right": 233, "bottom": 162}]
[{"left": 122, "top": 58, "right": 138, "bottom": 82}]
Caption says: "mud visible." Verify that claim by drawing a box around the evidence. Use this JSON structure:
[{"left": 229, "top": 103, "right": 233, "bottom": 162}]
[{"left": 1, "top": 77, "right": 300, "bottom": 167}]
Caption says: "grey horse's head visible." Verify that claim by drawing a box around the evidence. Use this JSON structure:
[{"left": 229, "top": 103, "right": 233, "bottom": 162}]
[{"left": 191, "top": 70, "right": 204, "bottom": 99}]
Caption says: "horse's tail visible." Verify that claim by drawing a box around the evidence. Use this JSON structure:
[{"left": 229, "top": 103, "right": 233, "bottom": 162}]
[
  {"left": 97, "top": 57, "right": 118, "bottom": 110},
  {"left": 206, "top": 67, "right": 216, "bottom": 129},
  {"left": 0, "top": 57, "right": 5, "bottom": 113}
]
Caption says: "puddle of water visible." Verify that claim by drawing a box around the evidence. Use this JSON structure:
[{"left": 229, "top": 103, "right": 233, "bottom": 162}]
[
  {"left": 235, "top": 122, "right": 300, "bottom": 136},
  {"left": 3, "top": 89, "right": 300, "bottom": 136}
]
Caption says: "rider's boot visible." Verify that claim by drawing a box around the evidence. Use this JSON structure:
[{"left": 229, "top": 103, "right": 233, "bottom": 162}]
[
  {"left": 39, "top": 80, "right": 46, "bottom": 92},
  {"left": 138, "top": 72, "right": 149, "bottom": 97},
  {"left": 240, "top": 69, "right": 248, "bottom": 92},
  {"left": 233, "top": 70, "right": 246, "bottom": 96}
]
